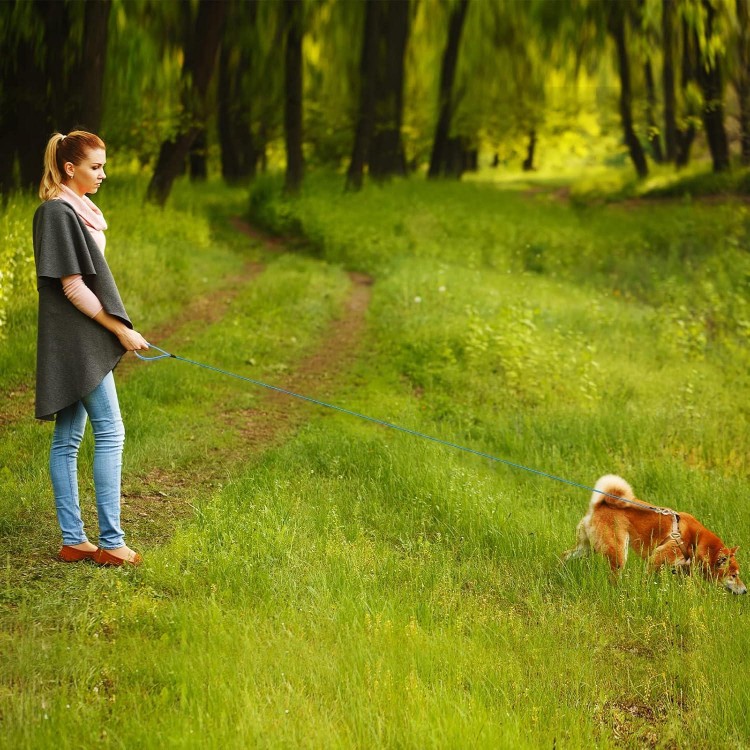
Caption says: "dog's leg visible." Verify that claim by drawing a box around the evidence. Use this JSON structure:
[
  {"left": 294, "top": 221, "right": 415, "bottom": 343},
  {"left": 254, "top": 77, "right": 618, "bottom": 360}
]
[
  {"left": 650, "top": 541, "right": 690, "bottom": 574},
  {"left": 599, "top": 532, "right": 629, "bottom": 580},
  {"left": 561, "top": 545, "right": 590, "bottom": 563},
  {"left": 561, "top": 519, "right": 592, "bottom": 563}
]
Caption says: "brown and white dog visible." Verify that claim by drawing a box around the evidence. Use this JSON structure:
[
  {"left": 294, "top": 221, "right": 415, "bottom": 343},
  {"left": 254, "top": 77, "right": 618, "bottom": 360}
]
[{"left": 562, "top": 474, "right": 747, "bottom": 594}]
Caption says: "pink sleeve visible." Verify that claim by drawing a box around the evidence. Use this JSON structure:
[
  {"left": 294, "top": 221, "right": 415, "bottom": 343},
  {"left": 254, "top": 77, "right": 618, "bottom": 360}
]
[{"left": 61, "top": 275, "right": 104, "bottom": 318}]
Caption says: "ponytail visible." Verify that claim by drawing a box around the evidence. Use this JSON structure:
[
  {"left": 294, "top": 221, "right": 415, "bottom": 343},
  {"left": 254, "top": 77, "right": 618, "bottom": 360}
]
[
  {"left": 39, "top": 133, "right": 66, "bottom": 201},
  {"left": 38, "top": 130, "right": 106, "bottom": 201}
]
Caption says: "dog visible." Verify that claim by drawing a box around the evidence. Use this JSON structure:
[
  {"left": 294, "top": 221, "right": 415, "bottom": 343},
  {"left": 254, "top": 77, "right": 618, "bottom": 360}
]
[{"left": 562, "top": 474, "right": 746, "bottom": 594}]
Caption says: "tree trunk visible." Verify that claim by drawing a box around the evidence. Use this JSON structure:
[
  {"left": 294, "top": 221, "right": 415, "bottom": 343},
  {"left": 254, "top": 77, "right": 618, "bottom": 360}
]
[
  {"left": 283, "top": 0, "right": 304, "bottom": 196},
  {"left": 146, "top": 0, "right": 226, "bottom": 206},
  {"left": 14, "top": 33, "right": 51, "bottom": 189},
  {"left": 38, "top": 0, "right": 74, "bottom": 131},
  {"left": 0, "top": 0, "right": 111, "bottom": 194},
  {"left": 522, "top": 129, "right": 537, "bottom": 171},
  {"left": 736, "top": 0, "right": 750, "bottom": 165},
  {"left": 608, "top": 3, "right": 648, "bottom": 178},
  {"left": 218, "top": 3, "right": 258, "bottom": 184},
  {"left": 346, "top": 0, "right": 379, "bottom": 191},
  {"left": 644, "top": 60, "right": 664, "bottom": 162},
  {"left": 695, "top": 0, "right": 729, "bottom": 172},
  {"left": 218, "top": 42, "right": 240, "bottom": 183},
  {"left": 428, "top": 0, "right": 470, "bottom": 179},
  {"left": 662, "top": 0, "right": 678, "bottom": 162},
  {"left": 189, "top": 129, "right": 208, "bottom": 181},
  {"left": 218, "top": 47, "right": 258, "bottom": 183},
  {"left": 79, "top": 0, "right": 111, "bottom": 133},
  {"left": 675, "top": 16, "right": 697, "bottom": 167},
  {"left": 369, "top": 0, "right": 410, "bottom": 179}
]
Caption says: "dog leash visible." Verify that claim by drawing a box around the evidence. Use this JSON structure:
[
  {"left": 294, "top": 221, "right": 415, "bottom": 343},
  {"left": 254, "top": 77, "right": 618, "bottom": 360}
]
[{"left": 134, "top": 342, "right": 689, "bottom": 542}]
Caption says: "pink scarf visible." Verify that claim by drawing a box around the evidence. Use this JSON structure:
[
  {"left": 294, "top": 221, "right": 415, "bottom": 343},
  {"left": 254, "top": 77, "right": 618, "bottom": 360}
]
[{"left": 57, "top": 184, "right": 107, "bottom": 252}]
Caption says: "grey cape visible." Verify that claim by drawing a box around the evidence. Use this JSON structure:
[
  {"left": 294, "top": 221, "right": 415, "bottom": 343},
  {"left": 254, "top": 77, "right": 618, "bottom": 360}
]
[{"left": 33, "top": 199, "right": 132, "bottom": 421}]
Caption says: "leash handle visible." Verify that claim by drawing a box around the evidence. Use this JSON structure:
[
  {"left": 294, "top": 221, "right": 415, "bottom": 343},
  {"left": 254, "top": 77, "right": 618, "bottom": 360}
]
[{"left": 134, "top": 343, "right": 173, "bottom": 361}]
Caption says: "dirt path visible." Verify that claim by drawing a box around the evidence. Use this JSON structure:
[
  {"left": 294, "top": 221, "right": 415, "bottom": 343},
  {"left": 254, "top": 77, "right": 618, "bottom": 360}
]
[{"left": 120, "top": 221, "right": 373, "bottom": 546}]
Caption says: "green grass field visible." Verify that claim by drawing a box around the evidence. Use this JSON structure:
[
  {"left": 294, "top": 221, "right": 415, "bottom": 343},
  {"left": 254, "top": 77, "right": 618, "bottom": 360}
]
[{"left": 1, "top": 172, "right": 749, "bottom": 748}]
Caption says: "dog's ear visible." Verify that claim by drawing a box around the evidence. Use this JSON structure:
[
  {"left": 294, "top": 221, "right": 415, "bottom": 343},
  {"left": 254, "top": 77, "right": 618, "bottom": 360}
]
[
  {"left": 716, "top": 554, "right": 728, "bottom": 567},
  {"left": 729, "top": 546, "right": 739, "bottom": 556}
]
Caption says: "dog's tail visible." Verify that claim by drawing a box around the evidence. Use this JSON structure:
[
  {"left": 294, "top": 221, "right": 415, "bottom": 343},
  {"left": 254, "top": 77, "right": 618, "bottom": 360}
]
[{"left": 590, "top": 474, "right": 640, "bottom": 510}]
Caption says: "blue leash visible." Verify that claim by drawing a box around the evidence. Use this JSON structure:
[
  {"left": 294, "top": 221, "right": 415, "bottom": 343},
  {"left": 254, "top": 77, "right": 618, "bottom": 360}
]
[{"left": 135, "top": 343, "right": 673, "bottom": 512}]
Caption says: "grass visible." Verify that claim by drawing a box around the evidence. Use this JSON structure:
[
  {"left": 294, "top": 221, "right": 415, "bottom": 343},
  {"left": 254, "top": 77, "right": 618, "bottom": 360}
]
[{"left": 1, "top": 171, "right": 749, "bottom": 748}]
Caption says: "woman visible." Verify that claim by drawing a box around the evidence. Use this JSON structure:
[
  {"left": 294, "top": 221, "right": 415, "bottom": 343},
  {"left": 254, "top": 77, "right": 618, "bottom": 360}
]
[{"left": 34, "top": 130, "right": 149, "bottom": 566}]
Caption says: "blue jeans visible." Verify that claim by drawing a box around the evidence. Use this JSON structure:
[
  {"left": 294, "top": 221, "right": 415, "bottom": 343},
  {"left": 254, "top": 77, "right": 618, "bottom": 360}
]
[{"left": 50, "top": 371, "right": 126, "bottom": 549}]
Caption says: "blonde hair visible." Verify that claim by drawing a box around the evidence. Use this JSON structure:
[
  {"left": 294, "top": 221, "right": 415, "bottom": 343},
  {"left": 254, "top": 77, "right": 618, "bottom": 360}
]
[{"left": 39, "top": 130, "right": 106, "bottom": 201}]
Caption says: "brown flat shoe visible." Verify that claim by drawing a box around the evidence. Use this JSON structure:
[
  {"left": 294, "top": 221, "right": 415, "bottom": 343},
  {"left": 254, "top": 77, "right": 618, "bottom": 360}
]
[
  {"left": 59, "top": 545, "right": 99, "bottom": 563},
  {"left": 94, "top": 548, "right": 143, "bottom": 567}
]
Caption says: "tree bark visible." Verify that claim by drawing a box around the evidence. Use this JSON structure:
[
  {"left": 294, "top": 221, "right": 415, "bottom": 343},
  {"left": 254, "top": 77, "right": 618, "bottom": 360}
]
[
  {"left": 522, "top": 129, "right": 537, "bottom": 172},
  {"left": 146, "top": 0, "right": 226, "bottom": 206},
  {"left": 428, "top": 0, "right": 470, "bottom": 179},
  {"left": 695, "top": 0, "right": 729, "bottom": 172},
  {"left": 675, "top": 16, "right": 697, "bottom": 167},
  {"left": 662, "top": 0, "right": 678, "bottom": 162},
  {"left": 7, "top": 32, "right": 49, "bottom": 191},
  {"left": 189, "top": 129, "right": 208, "bottom": 181},
  {"left": 283, "top": 0, "right": 304, "bottom": 195},
  {"left": 79, "top": 0, "right": 111, "bottom": 133},
  {"left": 346, "top": 0, "right": 379, "bottom": 191},
  {"left": 369, "top": 0, "right": 410, "bottom": 179},
  {"left": 736, "top": 0, "right": 750, "bottom": 165},
  {"left": 218, "top": 2, "right": 258, "bottom": 184},
  {"left": 608, "top": 3, "right": 648, "bottom": 178},
  {"left": 644, "top": 60, "right": 664, "bottom": 163}
]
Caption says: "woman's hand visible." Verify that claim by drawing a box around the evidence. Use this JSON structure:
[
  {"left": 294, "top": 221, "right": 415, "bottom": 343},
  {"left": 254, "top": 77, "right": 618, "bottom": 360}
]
[
  {"left": 118, "top": 328, "right": 150, "bottom": 351},
  {"left": 92, "top": 308, "right": 150, "bottom": 351}
]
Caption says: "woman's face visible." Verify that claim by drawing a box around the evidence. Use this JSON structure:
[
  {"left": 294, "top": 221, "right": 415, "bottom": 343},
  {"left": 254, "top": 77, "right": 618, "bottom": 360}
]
[{"left": 65, "top": 147, "right": 106, "bottom": 197}]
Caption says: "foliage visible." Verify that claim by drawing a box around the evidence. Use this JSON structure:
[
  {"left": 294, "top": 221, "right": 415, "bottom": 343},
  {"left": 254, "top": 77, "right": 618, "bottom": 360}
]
[
  {"left": 5, "top": 0, "right": 749, "bottom": 187},
  {"left": 102, "top": 0, "right": 185, "bottom": 163},
  {"left": 0, "top": 195, "right": 37, "bottom": 340},
  {"left": 250, "top": 170, "right": 749, "bottom": 359}
]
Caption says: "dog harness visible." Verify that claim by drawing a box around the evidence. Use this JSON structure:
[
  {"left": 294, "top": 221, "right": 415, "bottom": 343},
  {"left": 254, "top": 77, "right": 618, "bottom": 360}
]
[{"left": 669, "top": 512, "right": 691, "bottom": 562}]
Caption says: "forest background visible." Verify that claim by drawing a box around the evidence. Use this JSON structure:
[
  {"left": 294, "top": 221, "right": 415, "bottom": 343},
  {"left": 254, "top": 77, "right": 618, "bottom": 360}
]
[
  {"left": 2, "top": 1, "right": 750, "bottom": 748},
  {"left": 1, "top": 0, "right": 750, "bottom": 201}
]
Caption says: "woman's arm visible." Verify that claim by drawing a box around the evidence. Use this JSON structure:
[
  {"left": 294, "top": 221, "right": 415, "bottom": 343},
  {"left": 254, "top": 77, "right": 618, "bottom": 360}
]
[
  {"left": 61, "top": 274, "right": 149, "bottom": 351},
  {"left": 61, "top": 274, "right": 103, "bottom": 318}
]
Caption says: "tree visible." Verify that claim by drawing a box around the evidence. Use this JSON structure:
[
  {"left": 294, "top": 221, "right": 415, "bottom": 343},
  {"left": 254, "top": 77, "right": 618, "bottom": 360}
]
[
  {"left": 79, "top": 0, "right": 112, "bottom": 135},
  {"left": 644, "top": 58, "right": 665, "bottom": 161},
  {"left": 675, "top": 12, "right": 699, "bottom": 166},
  {"left": 218, "top": 1, "right": 258, "bottom": 183},
  {"left": 146, "top": 0, "right": 226, "bottom": 206},
  {"left": 283, "top": 0, "right": 305, "bottom": 195},
  {"left": 693, "top": 0, "right": 730, "bottom": 172},
  {"left": 662, "top": 0, "right": 679, "bottom": 161},
  {"left": 369, "top": 0, "right": 411, "bottom": 178},
  {"left": 607, "top": 0, "right": 649, "bottom": 177},
  {"left": 734, "top": 0, "right": 750, "bottom": 164},
  {"left": 346, "top": 0, "right": 378, "bottom": 191},
  {"left": 428, "top": 0, "right": 470, "bottom": 178},
  {"left": 0, "top": 0, "right": 112, "bottom": 195},
  {"left": 637, "top": 0, "right": 664, "bottom": 162},
  {"left": 345, "top": 0, "right": 410, "bottom": 187}
]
